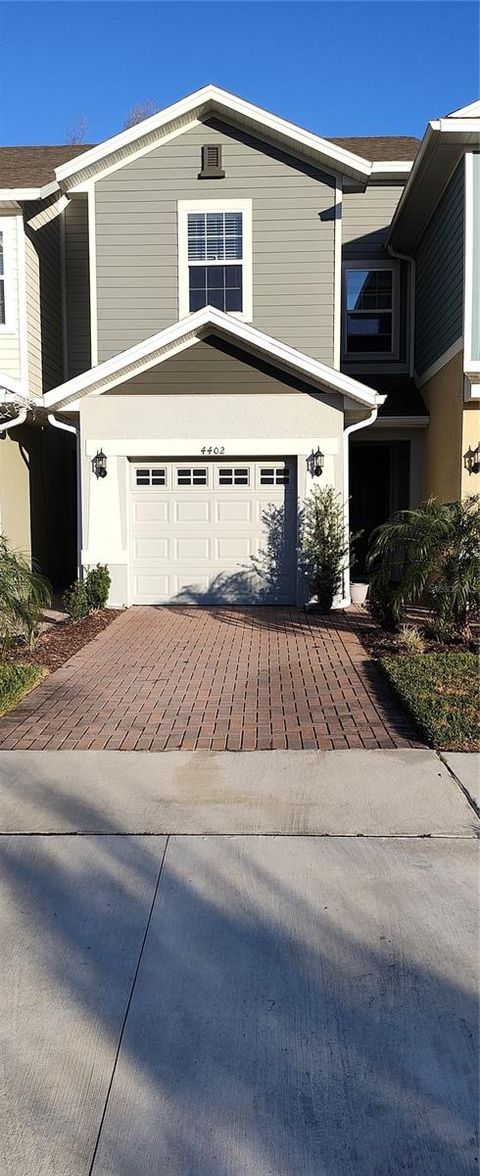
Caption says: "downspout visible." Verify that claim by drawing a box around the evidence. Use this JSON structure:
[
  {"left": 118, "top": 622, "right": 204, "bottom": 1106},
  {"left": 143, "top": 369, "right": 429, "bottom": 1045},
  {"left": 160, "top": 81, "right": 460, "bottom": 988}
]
[
  {"left": 47, "top": 412, "right": 82, "bottom": 578},
  {"left": 342, "top": 406, "right": 379, "bottom": 606}
]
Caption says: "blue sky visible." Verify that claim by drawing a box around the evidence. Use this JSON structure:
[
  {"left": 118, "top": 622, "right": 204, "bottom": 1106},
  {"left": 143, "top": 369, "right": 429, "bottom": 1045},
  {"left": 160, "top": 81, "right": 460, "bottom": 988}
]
[{"left": 1, "top": 2, "right": 478, "bottom": 145}]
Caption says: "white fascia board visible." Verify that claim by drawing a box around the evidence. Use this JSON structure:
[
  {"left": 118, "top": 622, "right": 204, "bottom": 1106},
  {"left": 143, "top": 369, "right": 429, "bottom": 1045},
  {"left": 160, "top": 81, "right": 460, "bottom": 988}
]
[
  {"left": 54, "top": 84, "right": 372, "bottom": 187},
  {"left": 44, "top": 307, "right": 384, "bottom": 411},
  {"left": 0, "top": 182, "right": 59, "bottom": 203},
  {"left": 448, "top": 100, "right": 480, "bottom": 118},
  {"left": 370, "top": 161, "right": 413, "bottom": 176}
]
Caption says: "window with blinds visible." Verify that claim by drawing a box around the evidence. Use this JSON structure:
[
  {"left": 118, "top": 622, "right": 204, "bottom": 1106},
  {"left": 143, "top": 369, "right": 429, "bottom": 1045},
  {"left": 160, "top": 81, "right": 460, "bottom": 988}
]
[{"left": 187, "top": 211, "right": 244, "bottom": 313}]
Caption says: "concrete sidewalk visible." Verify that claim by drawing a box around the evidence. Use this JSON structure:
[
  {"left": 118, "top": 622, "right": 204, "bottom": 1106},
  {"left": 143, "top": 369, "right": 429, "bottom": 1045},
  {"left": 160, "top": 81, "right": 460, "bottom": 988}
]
[{"left": 0, "top": 747, "right": 477, "bottom": 835}]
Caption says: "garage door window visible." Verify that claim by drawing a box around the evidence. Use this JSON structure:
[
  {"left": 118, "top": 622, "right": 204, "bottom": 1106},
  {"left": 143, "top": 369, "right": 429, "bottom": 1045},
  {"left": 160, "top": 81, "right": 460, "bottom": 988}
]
[
  {"left": 135, "top": 468, "right": 167, "bottom": 486},
  {"left": 218, "top": 467, "right": 249, "bottom": 486},
  {"left": 176, "top": 467, "right": 208, "bottom": 486},
  {"left": 260, "top": 467, "right": 290, "bottom": 486}
]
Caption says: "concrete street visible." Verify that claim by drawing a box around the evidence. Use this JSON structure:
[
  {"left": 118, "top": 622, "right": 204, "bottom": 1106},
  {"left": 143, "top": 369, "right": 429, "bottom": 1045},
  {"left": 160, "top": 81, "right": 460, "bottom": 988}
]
[{"left": 0, "top": 749, "right": 478, "bottom": 1174}]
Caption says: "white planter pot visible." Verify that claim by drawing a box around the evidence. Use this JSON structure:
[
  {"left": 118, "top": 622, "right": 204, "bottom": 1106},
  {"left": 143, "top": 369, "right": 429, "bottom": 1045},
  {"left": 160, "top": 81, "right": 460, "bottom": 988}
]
[{"left": 350, "top": 581, "right": 369, "bottom": 605}]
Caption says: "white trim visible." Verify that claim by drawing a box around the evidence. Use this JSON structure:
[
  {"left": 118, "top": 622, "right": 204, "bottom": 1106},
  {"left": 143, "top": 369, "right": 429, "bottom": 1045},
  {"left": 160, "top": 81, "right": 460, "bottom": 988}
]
[
  {"left": 415, "top": 336, "right": 463, "bottom": 386},
  {"left": 44, "top": 306, "right": 385, "bottom": 411},
  {"left": 54, "top": 85, "right": 372, "bottom": 188},
  {"left": 87, "top": 185, "right": 98, "bottom": 366},
  {"left": 342, "top": 259, "right": 399, "bottom": 362},
  {"left": 448, "top": 100, "right": 480, "bottom": 118},
  {"left": 370, "top": 162, "right": 413, "bottom": 176},
  {"left": 464, "top": 152, "right": 474, "bottom": 367},
  {"left": 0, "top": 406, "right": 27, "bottom": 434},
  {"left": 333, "top": 178, "right": 342, "bottom": 369},
  {"left": 177, "top": 198, "right": 253, "bottom": 322},
  {"left": 69, "top": 119, "right": 202, "bottom": 191},
  {"left": 16, "top": 214, "right": 28, "bottom": 387},
  {"left": 60, "top": 203, "right": 68, "bottom": 379},
  {"left": 0, "top": 216, "right": 16, "bottom": 334}
]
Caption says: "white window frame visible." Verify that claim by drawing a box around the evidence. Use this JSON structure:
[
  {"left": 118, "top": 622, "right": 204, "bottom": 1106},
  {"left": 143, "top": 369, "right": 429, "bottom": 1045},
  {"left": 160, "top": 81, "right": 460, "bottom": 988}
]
[
  {"left": 0, "top": 217, "right": 16, "bottom": 334},
  {"left": 178, "top": 198, "right": 253, "bottom": 322},
  {"left": 342, "top": 259, "right": 399, "bottom": 361}
]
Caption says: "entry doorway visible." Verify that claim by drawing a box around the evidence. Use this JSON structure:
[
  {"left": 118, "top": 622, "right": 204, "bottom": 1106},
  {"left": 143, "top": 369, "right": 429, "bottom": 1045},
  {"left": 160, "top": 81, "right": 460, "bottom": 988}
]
[{"left": 349, "top": 440, "right": 410, "bottom": 573}]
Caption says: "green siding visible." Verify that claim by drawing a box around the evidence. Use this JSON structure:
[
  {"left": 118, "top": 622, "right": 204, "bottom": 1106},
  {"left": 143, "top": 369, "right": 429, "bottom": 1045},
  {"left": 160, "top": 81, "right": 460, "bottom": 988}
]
[{"left": 415, "top": 160, "right": 464, "bottom": 376}]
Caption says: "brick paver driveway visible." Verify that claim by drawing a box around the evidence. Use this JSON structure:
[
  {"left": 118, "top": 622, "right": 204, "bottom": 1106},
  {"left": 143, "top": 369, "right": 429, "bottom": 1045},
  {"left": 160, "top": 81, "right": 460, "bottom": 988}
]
[{"left": 0, "top": 607, "right": 421, "bottom": 752}]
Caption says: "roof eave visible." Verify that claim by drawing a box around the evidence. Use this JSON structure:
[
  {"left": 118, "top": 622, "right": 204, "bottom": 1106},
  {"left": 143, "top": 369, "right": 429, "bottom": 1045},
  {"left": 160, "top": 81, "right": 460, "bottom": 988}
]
[{"left": 387, "top": 115, "right": 480, "bottom": 251}]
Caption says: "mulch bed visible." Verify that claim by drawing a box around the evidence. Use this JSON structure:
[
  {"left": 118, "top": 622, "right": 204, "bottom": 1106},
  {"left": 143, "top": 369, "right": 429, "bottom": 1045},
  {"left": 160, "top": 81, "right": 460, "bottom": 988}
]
[
  {"left": 3, "top": 609, "right": 122, "bottom": 673},
  {"left": 347, "top": 606, "right": 477, "bottom": 659}
]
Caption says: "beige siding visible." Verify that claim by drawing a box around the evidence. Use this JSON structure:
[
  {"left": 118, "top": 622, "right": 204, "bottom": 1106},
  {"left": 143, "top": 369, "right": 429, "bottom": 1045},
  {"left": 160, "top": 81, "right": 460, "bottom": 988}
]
[
  {"left": 342, "top": 182, "right": 405, "bottom": 257},
  {"left": 95, "top": 119, "right": 336, "bottom": 365},
  {"left": 0, "top": 214, "right": 21, "bottom": 381},
  {"left": 64, "top": 195, "right": 91, "bottom": 378},
  {"left": 24, "top": 195, "right": 63, "bottom": 394}
]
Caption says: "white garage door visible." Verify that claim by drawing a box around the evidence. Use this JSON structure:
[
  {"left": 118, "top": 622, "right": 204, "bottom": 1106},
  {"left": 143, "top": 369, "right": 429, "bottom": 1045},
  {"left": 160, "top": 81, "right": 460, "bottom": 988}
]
[{"left": 130, "top": 459, "right": 297, "bottom": 604}]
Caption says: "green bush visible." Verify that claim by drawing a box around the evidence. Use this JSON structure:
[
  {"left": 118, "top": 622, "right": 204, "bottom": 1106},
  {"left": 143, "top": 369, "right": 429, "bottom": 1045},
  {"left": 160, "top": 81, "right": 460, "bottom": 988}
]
[
  {"left": 63, "top": 580, "right": 89, "bottom": 620},
  {"left": 367, "top": 496, "right": 480, "bottom": 633},
  {"left": 0, "top": 663, "right": 45, "bottom": 716},
  {"left": 382, "top": 652, "right": 479, "bottom": 751},
  {"left": 300, "top": 486, "right": 350, "bottom": 612},
  {"left": 85, "top": 564, "right": 111, "bottom": 610},
  {"left": 0, "top": 534, "right": 51, "bottom": 649}
]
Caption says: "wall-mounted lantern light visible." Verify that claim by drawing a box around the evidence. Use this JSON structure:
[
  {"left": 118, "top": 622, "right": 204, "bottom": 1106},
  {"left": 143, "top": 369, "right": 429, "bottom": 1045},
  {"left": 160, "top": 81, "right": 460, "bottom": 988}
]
[
  {"left": 463, "top": 442, "right": 480, "bottom": 476},
  {"left": 307, "top": 446, "right": 325, "bottom": 478},
  {"left": 92, "top": 449, "right": 107, "bottom": 479}
]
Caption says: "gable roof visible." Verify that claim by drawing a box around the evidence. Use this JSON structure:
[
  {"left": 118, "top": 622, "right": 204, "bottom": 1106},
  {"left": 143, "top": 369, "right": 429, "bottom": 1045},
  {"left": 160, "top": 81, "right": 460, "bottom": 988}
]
[
  {"left": 49, "top": 85, "right": 413, "bottom": 190},
  {"left": 388, "top": 97, "right": 480, "bottom": 251},
  {"left": 44, "top": 307, "right": 385, "bottom": 412}
]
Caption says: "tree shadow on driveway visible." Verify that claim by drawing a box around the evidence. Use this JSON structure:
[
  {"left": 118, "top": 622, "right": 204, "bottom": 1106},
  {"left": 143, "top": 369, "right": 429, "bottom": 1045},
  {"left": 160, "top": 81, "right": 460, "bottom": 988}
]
[{"left": 0, "top": 779, "right": 477, "bottom": 1174}]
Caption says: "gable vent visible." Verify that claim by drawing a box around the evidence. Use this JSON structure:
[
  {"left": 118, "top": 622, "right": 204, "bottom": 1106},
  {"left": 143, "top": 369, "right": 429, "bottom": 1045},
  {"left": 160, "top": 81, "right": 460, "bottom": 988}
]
[{"left": 199, "top": 144, "right": 225, "bottom": 179}]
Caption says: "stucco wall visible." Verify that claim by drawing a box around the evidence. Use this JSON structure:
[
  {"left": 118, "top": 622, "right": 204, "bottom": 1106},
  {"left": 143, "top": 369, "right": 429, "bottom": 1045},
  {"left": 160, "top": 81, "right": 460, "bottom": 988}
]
[
  {"left": 462, "top": 399, "right": 480, "bottom": 499},
  {"left": 79, "top": 344, "right": 344, "bottom": 605},
  {"left": 0, "top": 432, "right": 31, "bottom": 557},
  {"left": 421, "top": 349, "right": 464, "bottom": 501}
]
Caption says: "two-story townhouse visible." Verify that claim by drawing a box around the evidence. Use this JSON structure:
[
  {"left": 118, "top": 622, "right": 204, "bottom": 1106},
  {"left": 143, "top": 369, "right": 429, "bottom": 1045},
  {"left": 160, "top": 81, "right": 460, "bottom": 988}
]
[
  {"left": 0, "top": 87, "right": 477, "bottom": 606},
  {"left": 387, "top": 99, "right": 480, "bottom": 504}
]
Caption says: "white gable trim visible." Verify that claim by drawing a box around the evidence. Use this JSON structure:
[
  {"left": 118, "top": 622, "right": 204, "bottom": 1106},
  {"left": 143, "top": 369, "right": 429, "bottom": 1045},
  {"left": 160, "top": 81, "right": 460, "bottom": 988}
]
[
  {"left": 44, "top": 307, "right": 385, "bottom": 411},
  {"left": 54, "top": 85, "right": 372, "bottom": 189}
]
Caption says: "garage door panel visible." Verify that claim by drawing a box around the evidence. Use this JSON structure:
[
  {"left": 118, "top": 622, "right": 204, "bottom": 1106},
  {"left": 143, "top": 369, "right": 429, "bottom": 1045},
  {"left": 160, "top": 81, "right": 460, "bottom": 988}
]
[
  {"left": 174, "top": 500, "right": 211, "bottom": 524},
  {"left": 130, "top": 460, "right": 297, "bottom": 605}
]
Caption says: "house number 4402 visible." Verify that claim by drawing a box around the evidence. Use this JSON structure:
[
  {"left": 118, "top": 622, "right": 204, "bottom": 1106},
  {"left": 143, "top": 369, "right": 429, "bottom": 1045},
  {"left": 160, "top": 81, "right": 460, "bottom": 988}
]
[{"left": 200, "top": 446, "right": 225, "bottom": 455}]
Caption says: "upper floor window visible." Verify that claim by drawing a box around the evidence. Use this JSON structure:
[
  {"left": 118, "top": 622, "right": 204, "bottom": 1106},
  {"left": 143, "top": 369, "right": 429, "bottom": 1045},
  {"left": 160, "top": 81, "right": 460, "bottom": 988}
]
[
  {"left": 178, "top": 199, "right": 252, "bottom": 321},
  {"left": 0, "top": 218, "right": 14, "bottom": 332},
  {"left": 343, "top": 263, "right": 398, "bottom": 358}
]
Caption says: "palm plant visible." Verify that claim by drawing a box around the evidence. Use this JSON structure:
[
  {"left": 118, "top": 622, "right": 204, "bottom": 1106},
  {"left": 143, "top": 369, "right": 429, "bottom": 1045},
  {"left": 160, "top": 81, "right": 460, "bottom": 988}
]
[
  {"left": 367, "top": 496, "right": 480, "bottom": 633},
  {"left": 0, "top": 535, "right": 51, "bottom": 649}
]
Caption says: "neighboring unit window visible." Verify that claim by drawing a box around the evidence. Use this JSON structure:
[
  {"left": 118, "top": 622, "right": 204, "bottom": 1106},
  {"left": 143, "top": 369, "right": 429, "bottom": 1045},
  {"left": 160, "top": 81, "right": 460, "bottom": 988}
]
[
  {"left": 135, "top": 468, "right": 166, "bottom": 487},
  {"left": 218, "top": 467, "right": 249, "bottom": 486},
  {"left": 177, "top": 467, "right": 208, "bottom": 486},
  {"left": 260, "top": 467, "right": 290, "bottom": 486},
  {"left": 0, "top": 232, "right": 5, "bottom": 326},
  {"left": 345, "top": 268, "right": 394, "bottom": 355},
  {"left": 188, "top": 211, "right": 243, "bottom": 313}
]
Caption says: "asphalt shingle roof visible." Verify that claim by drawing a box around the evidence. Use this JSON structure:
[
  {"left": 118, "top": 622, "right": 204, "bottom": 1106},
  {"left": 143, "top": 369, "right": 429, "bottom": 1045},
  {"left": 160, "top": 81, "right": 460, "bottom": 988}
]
[{"left": 0, "top": 135, "right": 420, "bottom": 188}]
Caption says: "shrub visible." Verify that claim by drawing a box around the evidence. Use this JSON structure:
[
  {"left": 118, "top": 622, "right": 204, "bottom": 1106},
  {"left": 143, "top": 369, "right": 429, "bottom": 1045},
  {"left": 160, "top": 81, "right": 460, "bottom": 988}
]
[
  {"left": 0, "top": 534, "right": 51, "bottom": 649},
  {"left": 63, "top": 580, "right": 89, "bottom": 620},
  {"left": 300, "top": 486, "right": 350, "bottom": 612},
  {"left": 367, "top": 496, "right": 480, "bottom": 634},
  {"left": 85, "top": 564, "right": 111, "bottom": 610},
  {"left": 396, "top": 624, "right": 426, "bottom": 654}
]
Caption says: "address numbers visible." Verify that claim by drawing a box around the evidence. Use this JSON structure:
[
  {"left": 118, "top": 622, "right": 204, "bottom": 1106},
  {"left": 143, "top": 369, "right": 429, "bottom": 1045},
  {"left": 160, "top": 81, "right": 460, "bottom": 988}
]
[{"left": 200, "top": 446, "right": 225, "bottom": 455}]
